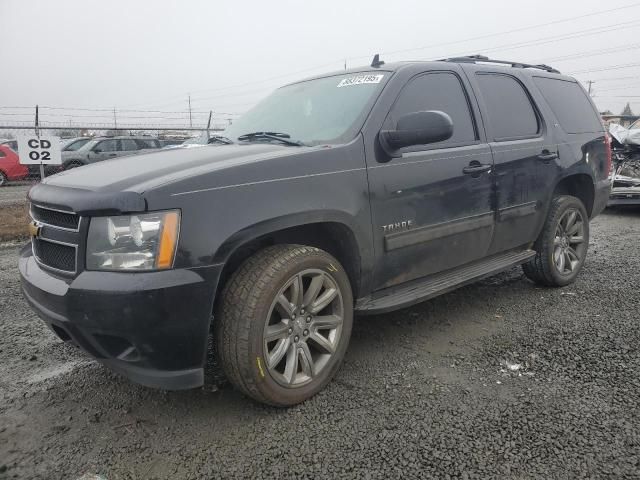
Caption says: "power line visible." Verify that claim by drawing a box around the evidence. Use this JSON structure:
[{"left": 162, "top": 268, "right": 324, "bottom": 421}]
[
  {"left": 541, "top": 43, "right": 640, "bottom": 62},
  {"left": 114, "top": 3, "right": 640, "bottom": 109},
  {"left": 5, "top": 6, "right": 640, "bottom": 120},
  {"left": 433, "top": 20, "right": 640, "bottom": 61},
  {"left": 594, "top": 83, "right": 640, "bottom": 92},
  {"left": 0, "top": 105, "right": 223, "bottom": 115},
  {"left": 375, "top": 2, "right": 640, "bottom": 60},
  {"left": 576, "top": 75, "right": 640, "bottom": 82},
  {"left": 186, "top": 20, "right": 640, "bottom": 107},
  {"left": 570, "top": 62, "right": 640, "bottom": 75}
]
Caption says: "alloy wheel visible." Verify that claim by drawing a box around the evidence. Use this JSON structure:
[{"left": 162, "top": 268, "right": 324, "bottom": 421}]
[
  {"left": 553, "top": 208, "right": 587, "bottom": 275},
  {"left": 263, "top": 269, "right": 344, "bottom": 388}
]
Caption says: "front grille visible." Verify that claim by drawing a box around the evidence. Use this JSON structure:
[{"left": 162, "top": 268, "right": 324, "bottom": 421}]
[
  {"left": 33, "top": 239, "right": 76, "bottom": 272},
  {"left": 31, "top": 204, "right": 79, "bottom": 230}
]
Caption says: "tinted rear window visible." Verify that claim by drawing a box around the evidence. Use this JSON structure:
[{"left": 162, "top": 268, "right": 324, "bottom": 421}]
[
  {"left": 475, "top": 73, "right": 539, "bottom": 141},
  {"left": 533, "top": 77, "right": 603, "bottom": 134}
]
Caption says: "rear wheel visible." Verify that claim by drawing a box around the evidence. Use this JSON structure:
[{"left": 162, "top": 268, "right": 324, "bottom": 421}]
[
  {"left": 0, "top": 171, "right": 6, "bottom": 187},
  {"left": 215, "top": 245, "right": 353, "bottom": 406},
  {"left": 523, "top": 195, "right": 589, "bottom": 287}
]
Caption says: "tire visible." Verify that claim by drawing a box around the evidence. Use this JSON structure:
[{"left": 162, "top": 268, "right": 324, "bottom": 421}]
[
  {"left": 215, "top": 245, "right": 353, "bottom": 406},
  {"left": 523, "top": 195, "right": 590, "bottom": 287},
  {"left": 0, "top": 171, "right": 6, "bottom": 187}
]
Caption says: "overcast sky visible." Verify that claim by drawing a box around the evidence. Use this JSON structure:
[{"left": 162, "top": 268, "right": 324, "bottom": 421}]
[{"left": 1, "top": 0, "right": 639, "bottom": 128}]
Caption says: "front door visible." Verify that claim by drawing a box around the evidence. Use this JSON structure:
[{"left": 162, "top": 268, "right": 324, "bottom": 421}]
[{"left": 367, "top": 70, "right": 495, "bottom": 291}]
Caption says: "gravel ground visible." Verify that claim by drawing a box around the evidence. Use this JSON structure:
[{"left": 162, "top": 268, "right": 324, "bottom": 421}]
[
  {"left": 0, "top": 185, "right": 32, "bottom": 207},
  {"left": 1, "top": 209, "right": 639, "bottom": 479}
]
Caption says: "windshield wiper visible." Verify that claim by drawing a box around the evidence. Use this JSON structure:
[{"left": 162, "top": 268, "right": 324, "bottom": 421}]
[
  {"left": 237, "top": 132, "right": 306, "bottom": 146},
  {"left": 208, "top": 135, "right": 234, "bottom": 145}
]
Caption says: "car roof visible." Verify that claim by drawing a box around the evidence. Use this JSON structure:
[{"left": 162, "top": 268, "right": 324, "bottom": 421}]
[{"left": 288, "top": 56, "right": 575, "bottom": 87}]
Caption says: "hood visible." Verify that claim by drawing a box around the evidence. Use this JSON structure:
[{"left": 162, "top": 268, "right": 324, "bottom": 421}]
[{"left": 42, "top": 143, "right": 314, "bottom": 194}]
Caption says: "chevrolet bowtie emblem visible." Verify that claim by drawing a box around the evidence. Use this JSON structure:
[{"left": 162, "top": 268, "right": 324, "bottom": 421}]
[{"left": 28, "top": 222, "right": 41, "bottom": 238}]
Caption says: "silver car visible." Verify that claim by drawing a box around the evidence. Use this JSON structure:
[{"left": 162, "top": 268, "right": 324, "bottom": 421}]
[{"left": 62, "top": 136, "right": 161, "bottom": 169}]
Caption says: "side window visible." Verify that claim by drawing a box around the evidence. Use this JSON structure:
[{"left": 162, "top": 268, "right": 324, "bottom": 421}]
[
  {"left": 532, "top": 77, "right": 603, "bottom": 134},
  {"left": 120, "top": 139, "right": 139, "bottom": 151},
  {"left": 135, "top": 138, "right": 158, "bottom": 149},
  {"left": 0, "top": 150, "right": 5, "bottom": 158},
  {"left": 475, "top": 74, "right": 539, "bottom": 141},
  {"left": 390, "top": 72, "right": 477, "bottom": 147},
  {"left": 96, "top": 139, "right": 118, "bottom": 152}
]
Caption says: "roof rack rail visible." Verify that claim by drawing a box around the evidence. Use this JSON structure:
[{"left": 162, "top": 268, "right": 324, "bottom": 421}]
[{"left": 439, "top": 55, "right": 560, "bottom": 74}]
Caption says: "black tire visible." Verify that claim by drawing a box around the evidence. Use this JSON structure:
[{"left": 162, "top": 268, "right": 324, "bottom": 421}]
[
  {"left": 523, "top": 195, "right": 590, "bottom": 287},
  {"left": 215, "top": 245, "right": 353, "bottom": 406},
  {"left": 0, "top": 171, "right": 6, "bottom": 187}
]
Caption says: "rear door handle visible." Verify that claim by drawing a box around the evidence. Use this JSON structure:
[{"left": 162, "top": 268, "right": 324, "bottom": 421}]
[
  {"left": 108, "top": 153, "right": 117, "bottom": 157},
  {"left": 537, "top": 151, "right": 558, "bottom": 162},
  {"left": 463, "top": 163, "right": 492, "bottom": 175}
]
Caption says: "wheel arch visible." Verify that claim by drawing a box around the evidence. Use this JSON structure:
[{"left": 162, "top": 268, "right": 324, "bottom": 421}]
[
  {"left": 552, "top": 173, "right": 595, "bottom": 217},
  {"left": 212, "top": 213, "right": 365, "bottom": 311}
]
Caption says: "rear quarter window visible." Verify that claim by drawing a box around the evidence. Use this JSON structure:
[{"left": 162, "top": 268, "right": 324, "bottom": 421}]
[
  {"left": 136, "top": 139, "right": 160, "bottom": 149},
  {"left": 532, "top": 77, "right": 603, "bottom": 134}
]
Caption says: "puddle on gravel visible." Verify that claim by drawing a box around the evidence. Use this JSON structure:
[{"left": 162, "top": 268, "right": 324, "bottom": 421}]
[{"left": 27, "top": 360, "right": 89, "bottom": 384}]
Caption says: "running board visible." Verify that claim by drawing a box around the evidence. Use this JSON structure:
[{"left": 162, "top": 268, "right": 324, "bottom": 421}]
[{"left": 355, "top": 249, "right": 536, "bottom": 315}]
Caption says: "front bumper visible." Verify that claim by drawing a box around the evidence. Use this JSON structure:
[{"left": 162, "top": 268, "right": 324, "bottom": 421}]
[{"left": 19, "top": 244, "right": 222, "bottom": 390}]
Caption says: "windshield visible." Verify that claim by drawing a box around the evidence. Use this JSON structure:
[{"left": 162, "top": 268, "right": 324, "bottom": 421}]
[
  {"left": 224, "top": 72, "right": 388, "bottom": 145},
  {"left": 63, "top": 138, "right": 91, "bottom": 151}
]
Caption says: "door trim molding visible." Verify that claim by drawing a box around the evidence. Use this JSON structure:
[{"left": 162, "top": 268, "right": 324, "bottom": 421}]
[
  {"left": 384, "top": 211, "right": 494, "bottom": 251},
  {"left": 498, "top": 201, "right": 537, "bottom": 222}
]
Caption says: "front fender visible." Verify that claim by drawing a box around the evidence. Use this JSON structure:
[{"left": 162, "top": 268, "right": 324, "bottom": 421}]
[{"left": 211, "top": 210, "right": 366, "bottom": 264}]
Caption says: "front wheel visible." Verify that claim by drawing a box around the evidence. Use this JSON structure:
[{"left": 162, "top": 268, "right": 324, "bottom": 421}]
[
  {"left": 0, "top": 171, "right": 6, "bottom": 187},
  {"left": 215, "top": 245, "right": 353, "bottom": 406},
  {"left": 523, "top": 195, "right": 590, "bottom": 287}
]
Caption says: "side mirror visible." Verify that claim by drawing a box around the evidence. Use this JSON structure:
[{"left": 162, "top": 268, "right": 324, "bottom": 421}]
[
  {"left": 379, "top": 110, "right": 453, "bottom": 157},
  {"left": 92, "top": 148, "right": 102, "bottom": 154}
]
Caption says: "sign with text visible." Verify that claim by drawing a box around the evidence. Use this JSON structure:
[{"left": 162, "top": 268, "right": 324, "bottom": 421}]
[{"left": 17, "top": 134, "right": 62, "bottom": 165}]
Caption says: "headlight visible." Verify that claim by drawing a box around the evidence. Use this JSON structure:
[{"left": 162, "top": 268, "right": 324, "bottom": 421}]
[{"left": 86, "top": 210, "right": 180, "bottom": 271}]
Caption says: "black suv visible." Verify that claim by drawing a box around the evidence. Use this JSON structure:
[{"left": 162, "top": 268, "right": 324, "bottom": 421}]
[{"left": 20, "top": 56, "right": 611, "bottom": 406}]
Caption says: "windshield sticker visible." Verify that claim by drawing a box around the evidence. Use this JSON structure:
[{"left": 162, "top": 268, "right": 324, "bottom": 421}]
[{"left": 337, "top": 74, "right": 384, "bottom": 87}]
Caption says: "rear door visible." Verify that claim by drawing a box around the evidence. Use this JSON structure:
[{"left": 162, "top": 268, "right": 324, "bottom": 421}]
[
  {"left": 367, "top": 68, "right": 496, "bottom": 290},
  {"left": 88, "top": 139, "right": 120, "bottom": 162},
  {"left": 135, "top": 138, "right": 161, "bottom": 153},
  {"left": 120, "top": 138, "right": 140, "bottom": 157},
  {"left": 466, "top": 68, "right": 557, "bottom": 254}
]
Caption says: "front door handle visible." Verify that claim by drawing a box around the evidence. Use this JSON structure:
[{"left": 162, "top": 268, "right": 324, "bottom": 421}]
[
  {"left": 537, "top": 151, "right": 558, "bottom": 162},
  {"left": 463, "top": 163, "right": 492, "bottom": 175},
  {"left": 108, "top": 153, "right": 117, "bottom": 157}
]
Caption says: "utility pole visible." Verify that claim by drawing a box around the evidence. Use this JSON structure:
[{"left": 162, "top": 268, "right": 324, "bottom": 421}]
[
  {"left": 113, "top": 108, "right": 117, "bottom": 129},
  {"left": 35, "top": 105, "right": 45, "bottom": 179},
  {"left": 587, "top": 80, "right": 595, "bottom": 96},
  {"left": 344, "top": 59, "right": 347, "bottom": 70},
  {"left": 206, "top": 110, "right": 212, "bottom": 139},
  {"left": 188, "top": 95, "right": 193, "bottom": 128}
]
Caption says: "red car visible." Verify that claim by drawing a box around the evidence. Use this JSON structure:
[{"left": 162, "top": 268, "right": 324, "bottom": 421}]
[{"left": 0, "top": 145, "right": 28, "bottom": 186}]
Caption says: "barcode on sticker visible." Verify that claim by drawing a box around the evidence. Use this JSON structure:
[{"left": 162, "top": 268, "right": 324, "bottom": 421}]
[{"left": 337, "top": 74, "right": 384, "bottom": 87}]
